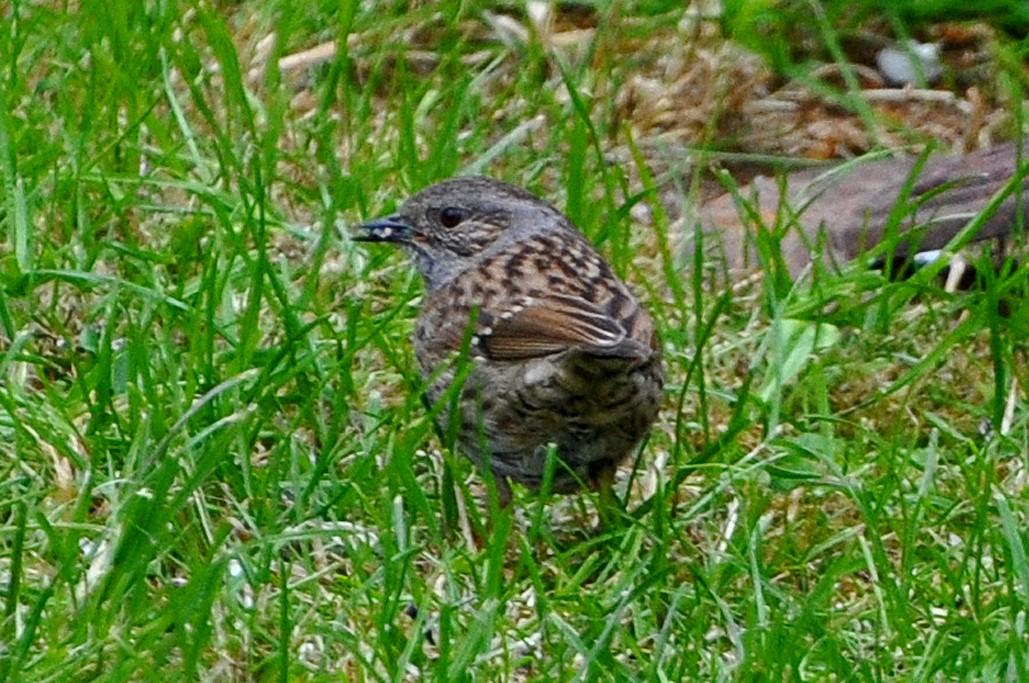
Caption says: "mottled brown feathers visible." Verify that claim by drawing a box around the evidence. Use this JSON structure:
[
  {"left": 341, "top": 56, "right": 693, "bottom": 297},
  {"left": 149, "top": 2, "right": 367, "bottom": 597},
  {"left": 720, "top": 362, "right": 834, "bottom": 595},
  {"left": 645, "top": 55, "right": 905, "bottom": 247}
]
[{"left": 357, "top": 176, "right": 664, "bottom": 498}]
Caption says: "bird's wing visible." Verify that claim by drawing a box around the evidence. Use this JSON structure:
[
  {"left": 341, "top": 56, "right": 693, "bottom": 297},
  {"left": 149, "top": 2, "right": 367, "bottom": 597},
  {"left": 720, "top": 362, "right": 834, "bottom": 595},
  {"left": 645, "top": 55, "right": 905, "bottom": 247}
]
[{"left": 478, "top": 293, "right": 650, "bottom": 361}]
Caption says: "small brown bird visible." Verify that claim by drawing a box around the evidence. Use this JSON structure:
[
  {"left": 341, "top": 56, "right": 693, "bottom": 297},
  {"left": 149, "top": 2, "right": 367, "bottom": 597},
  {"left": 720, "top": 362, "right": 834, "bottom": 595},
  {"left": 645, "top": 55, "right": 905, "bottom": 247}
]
[{"left": 356, "top": 177, "right": 664, "bottom": 505}]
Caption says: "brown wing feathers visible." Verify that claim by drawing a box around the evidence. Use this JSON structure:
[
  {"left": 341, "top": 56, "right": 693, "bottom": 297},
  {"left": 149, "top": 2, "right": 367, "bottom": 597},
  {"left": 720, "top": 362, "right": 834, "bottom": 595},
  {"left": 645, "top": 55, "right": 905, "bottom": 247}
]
[{"left": 476, "top": 294, "right": 648, "bottom": 361}]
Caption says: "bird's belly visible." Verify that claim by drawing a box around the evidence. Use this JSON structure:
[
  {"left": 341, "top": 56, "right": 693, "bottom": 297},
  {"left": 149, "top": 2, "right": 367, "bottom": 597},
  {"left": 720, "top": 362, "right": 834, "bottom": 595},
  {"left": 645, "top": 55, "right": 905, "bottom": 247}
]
[{"left": 434, "top": 354, "right": 662, "bottom": 490}]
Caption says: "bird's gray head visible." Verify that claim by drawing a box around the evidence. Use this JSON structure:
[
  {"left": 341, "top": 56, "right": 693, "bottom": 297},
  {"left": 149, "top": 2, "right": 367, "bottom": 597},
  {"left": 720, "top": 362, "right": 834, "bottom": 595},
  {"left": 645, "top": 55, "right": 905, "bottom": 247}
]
[{"left": 355, "top": 176, "right": 572, "bottom": 289}]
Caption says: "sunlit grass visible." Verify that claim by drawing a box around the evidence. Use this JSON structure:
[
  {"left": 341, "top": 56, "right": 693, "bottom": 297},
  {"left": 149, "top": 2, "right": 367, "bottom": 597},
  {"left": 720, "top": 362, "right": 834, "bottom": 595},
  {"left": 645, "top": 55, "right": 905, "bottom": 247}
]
[{"left": 0, "top": 1, "right": 1026, "bottom": 680}]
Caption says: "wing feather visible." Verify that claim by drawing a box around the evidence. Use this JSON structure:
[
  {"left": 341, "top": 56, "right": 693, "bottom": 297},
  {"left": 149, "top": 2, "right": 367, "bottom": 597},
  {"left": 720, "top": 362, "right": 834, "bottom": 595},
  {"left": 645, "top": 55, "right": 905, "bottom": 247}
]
[{"left": 479, "top": 294, "right": 647, "bottom": 361}]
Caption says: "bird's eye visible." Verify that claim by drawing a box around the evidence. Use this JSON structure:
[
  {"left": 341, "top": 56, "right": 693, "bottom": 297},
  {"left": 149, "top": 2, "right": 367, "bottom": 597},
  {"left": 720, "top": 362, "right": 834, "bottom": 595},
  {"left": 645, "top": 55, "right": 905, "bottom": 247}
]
[{"left": 439, "top": 207, "right": 465, "bottom": 228}]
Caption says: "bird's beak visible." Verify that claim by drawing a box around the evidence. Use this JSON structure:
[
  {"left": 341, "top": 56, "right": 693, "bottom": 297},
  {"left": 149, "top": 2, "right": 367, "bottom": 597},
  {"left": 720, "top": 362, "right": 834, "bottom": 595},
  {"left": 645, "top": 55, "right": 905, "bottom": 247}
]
[{"left": 353, "top": 215, "right": 414, "bottom": 243}]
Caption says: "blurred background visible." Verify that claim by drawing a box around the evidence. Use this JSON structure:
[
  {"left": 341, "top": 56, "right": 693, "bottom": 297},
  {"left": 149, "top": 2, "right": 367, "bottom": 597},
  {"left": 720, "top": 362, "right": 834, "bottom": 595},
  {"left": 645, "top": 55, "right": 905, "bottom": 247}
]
[{"left": 0, "top": 2, "right": 1026, "bottom": 680}]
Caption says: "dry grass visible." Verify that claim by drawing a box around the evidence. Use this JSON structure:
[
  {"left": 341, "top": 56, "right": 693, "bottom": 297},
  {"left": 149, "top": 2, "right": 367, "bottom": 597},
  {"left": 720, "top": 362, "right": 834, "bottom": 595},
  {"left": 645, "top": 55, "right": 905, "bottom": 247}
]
[{"left": 0, "top": 1, "right": 1026, "bottom": 680}]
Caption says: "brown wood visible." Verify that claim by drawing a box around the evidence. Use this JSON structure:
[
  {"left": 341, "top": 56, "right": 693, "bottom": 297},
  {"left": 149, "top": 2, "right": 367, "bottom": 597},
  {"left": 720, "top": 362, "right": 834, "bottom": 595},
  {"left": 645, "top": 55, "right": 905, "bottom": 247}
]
[{"left": 693, "top": 142, "right": 1028, "bottom": 279}]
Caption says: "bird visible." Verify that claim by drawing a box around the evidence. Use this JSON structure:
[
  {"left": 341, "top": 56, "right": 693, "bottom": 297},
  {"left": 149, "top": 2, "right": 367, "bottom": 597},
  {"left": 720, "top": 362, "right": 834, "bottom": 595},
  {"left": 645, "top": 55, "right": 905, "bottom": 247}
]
[
  {"left": 355, "top": 177, "right": 664, "bottom": 507},
  {"left": 694, "top": 142, "right": 1027, "bottom": 280}
]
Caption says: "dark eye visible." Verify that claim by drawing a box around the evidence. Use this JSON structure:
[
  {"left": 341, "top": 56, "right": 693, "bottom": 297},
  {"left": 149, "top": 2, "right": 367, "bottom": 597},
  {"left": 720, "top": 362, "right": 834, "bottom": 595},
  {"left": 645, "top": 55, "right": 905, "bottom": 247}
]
[{"left": 439, "top": 206, "right": 465, "bottom": 228}]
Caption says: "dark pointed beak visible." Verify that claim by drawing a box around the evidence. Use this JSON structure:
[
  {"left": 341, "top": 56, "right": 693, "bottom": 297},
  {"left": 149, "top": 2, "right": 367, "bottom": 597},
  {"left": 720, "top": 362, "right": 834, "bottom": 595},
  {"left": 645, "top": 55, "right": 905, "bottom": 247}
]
[{"left": 353, "top": 215, "right": 414, "bottom": 243}]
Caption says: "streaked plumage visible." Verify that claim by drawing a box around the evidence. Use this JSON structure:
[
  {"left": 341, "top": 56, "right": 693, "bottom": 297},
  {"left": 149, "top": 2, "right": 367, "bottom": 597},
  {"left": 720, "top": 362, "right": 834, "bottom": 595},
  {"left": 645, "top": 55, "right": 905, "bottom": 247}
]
[{"left": 356, "top": 177, "right": 663, "bottom": 501}]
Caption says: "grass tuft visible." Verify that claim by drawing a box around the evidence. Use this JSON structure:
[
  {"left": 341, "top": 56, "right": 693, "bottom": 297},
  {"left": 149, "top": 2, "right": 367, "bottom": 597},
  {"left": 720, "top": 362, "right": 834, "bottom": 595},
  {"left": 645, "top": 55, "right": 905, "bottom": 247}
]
[{"left": 0, "top": 1, "right": 1026, "bottom": 680}]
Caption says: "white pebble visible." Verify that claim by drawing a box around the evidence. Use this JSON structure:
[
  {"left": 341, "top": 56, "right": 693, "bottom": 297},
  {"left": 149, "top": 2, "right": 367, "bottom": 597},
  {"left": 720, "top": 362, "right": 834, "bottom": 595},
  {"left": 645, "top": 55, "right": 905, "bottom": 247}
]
[{"left": 877, "top": 41, "right": 942, "bottom": 86}]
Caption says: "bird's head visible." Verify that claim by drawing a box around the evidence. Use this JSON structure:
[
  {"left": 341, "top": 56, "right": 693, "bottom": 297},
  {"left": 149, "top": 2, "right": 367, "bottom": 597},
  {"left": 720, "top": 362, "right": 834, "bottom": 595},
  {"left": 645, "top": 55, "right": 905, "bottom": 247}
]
[{"left": 354, "top": 176, "right": 571, "bottom": 289}]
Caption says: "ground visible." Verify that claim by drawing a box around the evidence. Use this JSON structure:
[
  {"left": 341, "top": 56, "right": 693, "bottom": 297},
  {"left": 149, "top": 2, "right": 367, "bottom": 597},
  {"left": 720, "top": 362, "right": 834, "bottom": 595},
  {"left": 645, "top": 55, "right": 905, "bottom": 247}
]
[{"left": 0, "top": 1, "right": 1026, "bottom": 680}]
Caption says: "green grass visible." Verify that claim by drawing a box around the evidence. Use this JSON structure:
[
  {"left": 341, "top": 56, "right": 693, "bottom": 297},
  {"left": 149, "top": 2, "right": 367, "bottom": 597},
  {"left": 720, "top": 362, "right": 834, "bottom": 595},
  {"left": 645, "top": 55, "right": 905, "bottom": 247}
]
[{"left": 0, "top": 1, "right": 1027, "bottom": 680}]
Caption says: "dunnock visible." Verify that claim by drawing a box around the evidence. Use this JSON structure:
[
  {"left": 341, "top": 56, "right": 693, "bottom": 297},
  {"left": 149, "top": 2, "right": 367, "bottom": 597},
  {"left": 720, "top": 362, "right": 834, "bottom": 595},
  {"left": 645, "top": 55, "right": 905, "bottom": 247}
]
[{"left": 356, "top": 177, "right": 664, "bottom": 505}]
